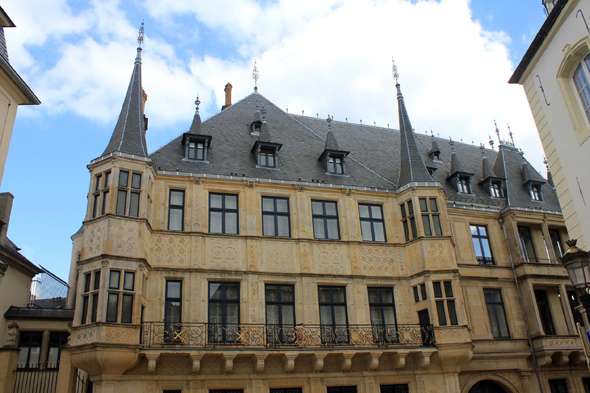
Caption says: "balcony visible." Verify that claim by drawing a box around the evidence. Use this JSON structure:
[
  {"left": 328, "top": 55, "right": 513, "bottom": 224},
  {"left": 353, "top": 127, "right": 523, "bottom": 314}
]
[{"left": 140, "top": 322, "right": 435, "bottom": 349}]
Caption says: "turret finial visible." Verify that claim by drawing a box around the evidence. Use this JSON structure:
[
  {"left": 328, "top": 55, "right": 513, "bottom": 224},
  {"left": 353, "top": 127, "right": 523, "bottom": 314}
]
[
  {"left": 507, "top": 122, "right": 515, "bottom": 146},
  {"left": 137, "top": 21, "right": 145, "bottom": 48},
  {"left": 543, "top": 156, "right": 549, "bottom": 168},
  {"left": 488, "top": 135, "right": 495, "bottom": 150},
  {"left": 392, "top": 58, "right": 399, "bottom": 83},
  {"left": 494, "top": 119, "right": 500, "bottom": 142},
  {"left": 252, "top": 60, "right": 259, "bottom": 92},
  {"left": 261, "top": 105, "right": 266, "bottom": 121},
  {"left": 327, "top": 114, "right": 333, "bottom": 130},
  {"left": 195, "top": 96, "right": 200, "bottom": 113}
]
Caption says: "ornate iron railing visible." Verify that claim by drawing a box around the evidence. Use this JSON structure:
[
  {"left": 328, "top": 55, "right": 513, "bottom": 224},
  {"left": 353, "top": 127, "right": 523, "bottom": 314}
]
[{"left": 141, "top": 323, "right": 435, "bottom": 349}]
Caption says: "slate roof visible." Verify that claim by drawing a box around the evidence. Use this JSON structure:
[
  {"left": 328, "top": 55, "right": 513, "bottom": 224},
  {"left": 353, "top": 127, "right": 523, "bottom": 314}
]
[
  {"left": 102, "top": 48, "right": 147, "bottom": 157},
  {"left": 324, "top": 128, "right": 340, "bottom": 151},
  {"left": 187, "top": 109, "right": 202, "bottom": 135},
  {"left": 480, "top": 150, "right": 497, "bottom": 182},
  {"left": 149, "top": 91, "right": 562, "bottom": 212}
]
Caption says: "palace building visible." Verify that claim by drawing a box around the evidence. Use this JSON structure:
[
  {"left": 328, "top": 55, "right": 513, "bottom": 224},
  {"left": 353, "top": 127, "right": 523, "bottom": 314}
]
[{"left": 64, "top": 37, "right": 588, "bottom": 393}]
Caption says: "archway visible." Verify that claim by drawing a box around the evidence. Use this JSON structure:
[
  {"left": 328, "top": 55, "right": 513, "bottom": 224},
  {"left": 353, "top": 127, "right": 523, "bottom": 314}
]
[{"left": 468, "top": 380, "right": 507, "bottom": 393}]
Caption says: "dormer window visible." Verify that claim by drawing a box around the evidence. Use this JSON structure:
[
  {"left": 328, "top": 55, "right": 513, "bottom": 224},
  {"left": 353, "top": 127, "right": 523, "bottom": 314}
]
[
  {"left": 530, "top": 184, "right": 543, "bottom": 201},
  {"left": 491, "top": 180, "right": 503, "bottom": 197},
  {"left": 260, "top": 147, "right": 276, "bottom": 168},
  {"left": 328, "top": 155, "right": 344, "bottom": 174},
  {"left": 251, "top": 122, "right": 262, "bottom": 135},
  {"left": 457, "top": 176, "right": 471, "bottom": 194},
  {"left": 182, "top": 134, "right": 211, "bottom": 162},
  {"left": 188, "top": 141, "right": 205, "bottom": 160},
  {"left": 432, "top": 152, "right": 440, "bottom": 161}
]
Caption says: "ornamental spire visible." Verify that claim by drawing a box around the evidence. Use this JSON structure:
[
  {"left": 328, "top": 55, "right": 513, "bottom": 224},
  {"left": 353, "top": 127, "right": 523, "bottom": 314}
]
[{"left": 252, "top": 60, "right": 259, "bottom": 93}]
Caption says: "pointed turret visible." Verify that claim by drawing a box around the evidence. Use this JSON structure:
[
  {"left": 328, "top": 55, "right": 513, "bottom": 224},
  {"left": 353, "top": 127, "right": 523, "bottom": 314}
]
[
  {"left": 252, "top": 107, "right": 282, "bottom": 166},
  {"left": 480, "top": 147, "right": 496, "bottom": 182},
  {"left": 102, "top": 43, "right": 148, "bottom": 158},
  {"left": 319, "top": 115, "right": 349, "bottom": 174},
  {"left": 522, "top": 156, "right": 546, "bottom": 185},
  {"left": 428, "top": 135, "right": 440, "bottom": 159},
  {"left": 393, "top": 63, "right": 432, "bottom": 187},
  {"left": 182, "top": 96, "right": 212, "bottom": 159},
  {"left": 447, "top": 139, "right": 473, "bottom": 178},
  {"left": 324, "top": 125, "right": 340, "bottom": 151},
  {"left": 187, "top": 96, "right": 202, "bottom": 134},
  {"left": 258, "top": 107, "right": 272, "bottom": 143}
]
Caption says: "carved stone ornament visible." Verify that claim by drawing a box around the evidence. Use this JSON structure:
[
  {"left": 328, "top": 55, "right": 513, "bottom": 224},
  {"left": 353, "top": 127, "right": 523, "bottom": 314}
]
[
  {"left": 5, "top": 322, "right": 19, "bottom": 347},
  {"left": 566, "top": 239, "right": 578, "bottom": 248}
]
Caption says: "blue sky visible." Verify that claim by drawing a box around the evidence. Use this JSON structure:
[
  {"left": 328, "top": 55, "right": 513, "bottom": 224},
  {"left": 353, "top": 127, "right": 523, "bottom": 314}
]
[{"left": 2, "top": 0, "right": 549, "bottom": 281}]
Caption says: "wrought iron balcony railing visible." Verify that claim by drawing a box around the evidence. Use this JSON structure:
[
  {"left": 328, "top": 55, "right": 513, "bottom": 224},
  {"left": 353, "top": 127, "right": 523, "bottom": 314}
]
[{"left": 140, "top": 323, "right": 435, "bottom": 349}]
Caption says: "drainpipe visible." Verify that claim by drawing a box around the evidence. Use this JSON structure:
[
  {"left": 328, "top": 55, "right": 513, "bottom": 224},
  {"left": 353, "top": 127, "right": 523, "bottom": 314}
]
[{"left": 499, "top": 217, "right": 545, "bottom": 393}]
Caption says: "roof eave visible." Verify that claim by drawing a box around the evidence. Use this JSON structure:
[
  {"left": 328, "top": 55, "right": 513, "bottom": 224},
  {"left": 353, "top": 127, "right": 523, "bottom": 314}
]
[{"left": 0, "top": 57, "right": 40, "bottom": 105}]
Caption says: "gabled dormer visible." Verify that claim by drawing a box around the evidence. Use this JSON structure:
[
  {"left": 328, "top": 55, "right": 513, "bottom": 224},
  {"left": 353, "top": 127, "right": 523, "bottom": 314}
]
[
  {"left": 251, "top": 108, "right": 282, "bottom": 168},
  {"left": 428, "top": 134, "right": 441, "bottom": 162},
  {"left": 181, "top": 97, "right": 212, "bottom": 162},
  {"left": 250, "top": 105, "right": 263, "bottom": 135},
  {"left": 447, "top": 140, "right": 474, "bottom": 194},
  {"left": 478, "top": 146, "right": 505, "bottom": 197},
  {"left": 522, "top": 155, "right": 546, "bottom": 201},
  {"left": 319, "top": 116, "right": 349, "bottom": 175}
]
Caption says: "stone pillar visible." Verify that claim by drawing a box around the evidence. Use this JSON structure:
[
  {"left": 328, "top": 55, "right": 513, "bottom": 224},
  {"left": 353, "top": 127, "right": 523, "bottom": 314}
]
[
  {"left": 0, "top": 347, "right": 19, "bottom": 393},
  {"left": 55, "top": 349, "right": 76, "bottom": 393}
]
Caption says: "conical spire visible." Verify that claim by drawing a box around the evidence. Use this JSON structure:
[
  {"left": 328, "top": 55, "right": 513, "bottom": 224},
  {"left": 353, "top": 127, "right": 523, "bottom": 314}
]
[
  {"left": 324, "top": 115, "right": 340, "bottom": 151},
  {"left": 522, "top": 153, "right": 546, "bottom": 184},
  {"left": 394, "top": 63, "right": 432, "bottom": 186},
  {"left": 187, "top": 96, "right": 202, "bottom": 134},
  {"left": 480, "top": 145, "right": 496, "bottom": 181},
  {"left": 428, "top": 131, "right": 440, "bottom": 158},
  {"left": 258, "top": 107, "right": 271, "bottom": 143},
  {"left": 102, "top": 29, "right": 147, "bottom": 158}
]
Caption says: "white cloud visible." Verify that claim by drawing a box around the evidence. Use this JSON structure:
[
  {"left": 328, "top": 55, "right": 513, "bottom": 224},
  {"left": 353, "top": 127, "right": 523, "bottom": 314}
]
[{"left": 2, "top": 0, "right": 547, "bottom": 171}]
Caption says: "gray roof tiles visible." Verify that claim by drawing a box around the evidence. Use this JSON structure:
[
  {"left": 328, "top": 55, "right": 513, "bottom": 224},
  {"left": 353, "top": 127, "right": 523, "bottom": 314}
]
[
  {"left": 149, "top": 91, "right": 561, "bottom": 212},
  {"left": 102, "top": 48, "right": 147, "bottom": 158}
]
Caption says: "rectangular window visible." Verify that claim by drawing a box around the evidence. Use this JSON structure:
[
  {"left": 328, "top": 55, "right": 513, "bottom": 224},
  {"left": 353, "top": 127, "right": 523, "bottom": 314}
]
[
  {"left": 106, "top": 293, "right": 119, "bottom": 322},
  {"left": 327, "top": 156, "right": 344, "bottom": 174},
  {"left": 413, "top": 286, "right": 420, "bottom": 303},
  {"left": 109, "top": 270, "right": 121, "bottom": 289},
  {"left": 209, "top": 193, "right": 239, "bottom": 234},
  {"left": 368, "top": 287, "right": 397, "bottom": 344},
  {"left": 400, "top": 200, "right": 417, "bottom": 241},
  {"left": 91, "top": 293, "right": 98, "bottom": 323},
  {"left": 318, "top": 286, "right": 349, "bottom": 344},
  {"left": 165, "top": 280, "right": 182, "bottom": 342},
  {"left": 549, "top": 229, "right": 564, "bottom": 260},
  {"left": 483, "top": 288, "right": 510, "bottom": 338},
  {"left": 118, "top": 171, "right": 129, "bottom": 187},
  {"left": 104, "top": 172, "right": 110, "bottom": 188},
  {"left": 327, "top": 387, "right": 357, "bottom": 393},
  {"left": 131, "top": 173, "right": 141, "bottom": 189},
  {"left": 583, "top": 378, "right": 590, "bottom": 393},
  {"left": 549, "top": 379, "right": 568, "bottom": 393},
  {"left": 116, "top": 190, "right": 127, "bottom": 215},
  {"left": 260, "top": 148, "right": 276, "bottom": 167},
  {"left": 470, "top": 225, "right": 494, "bottom": 264},
  {"left": 419, "top": 198, "right": 442, "bottom": 236},
  {"left": 491, "top": 181, "right": 503, "bottom": 197},
  {"left": 535, "top": 290, "right": 556, "bottom": 335},
  {"left": 123, "top": 272, "right": 135, "bottom": 291},
  {"left": 121, "top": 294, "right": 133, "bottom": 324},
  {"left": 47, "top": 332, "right": 69, "bottom": 368},
  {"left": 262, "top": 197, "right": 290, "bottom": 237},
  {"left": 188, "top": 141, "right": 205, "bottom": 160},
  {"left": 115, "top": 170, "right": 141, "bottom": 216},
  {"left": 265, "top": 284, "right": 295, "bottom": 344},
  {"left": 168, "top": 190, "right": 185, "bottom": 231},
  {"left": 312, "top": 200, "right": 340, "bottom": 240},
  {"left": 433, "top": 281, "right": 458, "bottom": 326},
  {"left": 16, "top": 332, "right": 43, "bottom": 369},
  {"left": 359, "top": 204, "right": 386, "bottom": 242},
  {"left": 93, "top": 271, "right": 101, "bottom": 290},
  {"left": 568, "top": 291, "right": 585, "bottom": 327},
  {"left": 209, "top": 282, "right": 240, "bottom": 343},
  {"left": 81, "top": 296, "right": 89, "bottom": 325},
  {"left": 129, "top": 192, "right": 140, "bottom": 217},
  {"left": 519, "top": 226, "right": 538, "bottom": 263},
  {"left": 420, "top": 284, "right": 427, "bottom": 301},
  {"left": 380, "top": 385, "right": 409, "bottom": 393},
  {"left": 531, "top": 185, "right": 543, "bottom": 201},
  {"left": 92, "top": 194, "right": 99, "bottom": 218},
  {"left": 101, "top": 190, "right": 109, "bottom": 215},
  {"left": 458, "top": 176, "right": 471, "bottom": 193},
  {"left": 84, "top": 273, "right": 91, "bottom": 292}
]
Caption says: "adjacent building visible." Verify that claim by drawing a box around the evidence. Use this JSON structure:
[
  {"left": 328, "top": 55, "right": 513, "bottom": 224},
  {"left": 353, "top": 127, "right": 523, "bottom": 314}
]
[
  {"left": 66, "top": 39, "right": 588, "bottom": 393},
  {"left": 509, "top": 0, "right": 590, "bottom": 251}
]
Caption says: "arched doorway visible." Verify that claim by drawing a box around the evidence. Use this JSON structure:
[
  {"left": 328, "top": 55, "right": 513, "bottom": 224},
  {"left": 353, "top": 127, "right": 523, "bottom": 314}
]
[{"left": 468, "top": 381, "right": 507, "bottom": 393}]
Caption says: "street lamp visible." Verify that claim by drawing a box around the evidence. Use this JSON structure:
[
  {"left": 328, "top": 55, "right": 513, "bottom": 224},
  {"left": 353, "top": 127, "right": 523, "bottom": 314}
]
[{"left": 562, "top": 239, "right": 590, "bottom": 313}]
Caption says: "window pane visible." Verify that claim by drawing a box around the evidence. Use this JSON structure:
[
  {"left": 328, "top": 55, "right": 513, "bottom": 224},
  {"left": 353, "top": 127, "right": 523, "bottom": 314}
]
[
  {"left": 129, "top": 192, "right": 140, "bottom": 217},
  {"left": 432, "top": 215, "right": 442, "bottom": 236},
  {"left": 265, "top": 285, "right": 278, "bottom": 301},
  {"left": 373, "top": 222, "right": 385, "bottom": 242},
  {"left": 124, "top": 272, "right": 135, "bottom": 291},
  {"left": 131, "top": 173, "right": 141, "bottom": 189},
  {"left": 226, "top": 283, "right": 240, "bottom": 300},
  {"left": 430, "top": 198, "right": 438, "bottom": 212},
  {"left": 84, "top": 273, "right": 91, "bottom": 292},
  {"left": 167, "top": 281, "right": 181, "bottom": 299},
  {"left": 359, "top": 204, "right": 370, "bottom": 218},
  {"left": 47, "top": 347, "right": 59, "bottom": 366},
  {"left": 312, "top": 201, "right": 323, "bottom": 215},
  {"left": 169, "top": 208, "right": 183, "bottom": 231},
  {"left": 419, "top": 198, "right": 428, "bottom": 212},
  {"left": 383, "top": 306, "right": 396, "bottom": 325},
  {"left": 281, "top": 286, "right": 294, "bottom": 301},
  {"left": 332, "top": 287, "right": 346, "bottom": 302},
  {"left": 325, "top": 202, "right": 337, "bottom": 216},
  {"left": 413, "top": 287, "right": 420, "bottom": 302},
  {"left": 81, "top": 297, "right": 89, "bottom": 325},
  {"left": 118, "top": 171, "right": 129, "bottom": 187},
  {"left": 121, "top": 294, "right": 133, "bottom": 323},
  {"left": 313, "top": 218, "right": 326, "bottom": 239},
  {"left": 480, "top": 238, "right": 491, "bottom": 258},
  {"left": 361, "top": 221, "right": 372, "bottom": 241},
  {"left": 166, "top": 301, "right": 181, "bottom": 324},
  {"left": 368, "top": 288, "right": 380, "bottom": 303},
  {"left": 436, "top": 301, "right": 447, "bottom": 326},
  {"left": 116, "top": 190, "right": 127, "bottom": 215},
  {"left": 225, "top": 195, "right": 238, "bottom": 209},
  {"left": 29, "top": 348, "right": 41, "bottom": 368},
  {"left": 267, "top": 304, "right": 279, "bottom": 324},
  {"left": 262, "top": 197, "right": 274, "bottom": 212},
  {"left": 473, "top": 238, "right": 483, "bottom": 257},
  {"left": 326, "top": 219, "right": 339, "bottom": 239},
  {"left": 487, "top": 303, "right": 500, "bottom": 338},
  {"left": 94, "top": 271, "right": 101, "bottom": 290},
  {"left": 320, "top": 305, "right": 332, "bottom": 324},
  {"left": 104, "top": 172, "right": 110, "bottom": 187},
  {"left": 433, "top": 282, "right": 442, "bottom": 298},
  {"left": 209, "top": 283, "right": 222, "bottom": 299},
  {"left": 410, "top": 217, "right": 417, "bottom": 238},
  {"left": 263, "top": 215, "right": 275, "bottom": 236},
  {"left": 422, "top": 215, "right": 432, "bottom": 236},
  {"left": 420, "top": 284, "right": 427, "bottom": 300},
  {"left": 210, "top": 194, "right": 223, "bottom": 208},
  {"left": 91, "top": 294, "right": 98, "bottom": 322},
  {"left": 109, "top": 271, "right": 120, "bottom": 289},
  {"left": 225, "top": 212, "right": 238, "bottom": 234},
  {"left": 400, "top": 204, "right": 407, "bottom": 218},
  {"left": 102, "top": 191, "right": 109, "bottom": 215},
  {"left": 447, "top": 300, "right": 458, "bottom": 325},
  {"left": 210, "top": 211, "right": 222, "bottom": 233},
  {"left": 276, "top": 199, "right": 289, "bottom": 213},
  {"left": 318, "top": 287, "right": 331, "bottom": 303},
  {"left": 209, "top": 302, "right": 222, "bottom": 324},
  {"left": 282, "top": 305, "right": 294, "bottom": 325},
  {"left": 333, "top": 306, "right": 347, "bottom": 325},
  {"left": 106, "top": 293, "right": 119, "bottom": 322},
  {"left": 470, "top": 225, "right": 479, "bottom": 236},
  {"left": 381, "top": 288, "right": 393, "bottom": 303},
  {"left": 370, "top": 205, "right": 382, "bottom": 219},
  {"left": 370, "top": 306, "right": 382, "bottom": 324},
  {"left": 407, "top": 200, "right": 414, "bottom": 215},
  {"left": 444, "top": 282, "right": 453, "bottom": 297},
  {"left": 227, "top": 303, "right": 239, "bottom": 323},
  {"left": 403, "top": 221, "right": 410, "bottom": 241},
  {"left": 277, "top": 216, "right": 290, "bottom": 237}
]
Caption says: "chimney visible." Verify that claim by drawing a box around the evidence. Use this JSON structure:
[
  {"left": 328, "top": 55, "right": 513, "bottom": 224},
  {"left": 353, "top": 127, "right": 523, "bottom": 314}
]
[
  {"left": 222, "top": 82, "right": 233, "bottom": 110},
  {"left": 0, "top": 192, "right": 14, "bottom": 245}
]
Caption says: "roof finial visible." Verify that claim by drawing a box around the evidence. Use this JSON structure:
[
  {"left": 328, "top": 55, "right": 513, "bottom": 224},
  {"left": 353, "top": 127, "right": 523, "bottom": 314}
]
[
  {"left": 543, "top": 156, "right": 549, "bottom": 168},
  {"left": 488, "top": 134, "right": 495, "bottom": 150},
  {"left": 137, "top": 20, "right": 145, "bottom": 48},
  {"left": 327, "top": 113, "right": 333, "bottom": 130},
  {"left": 252, "top": 60, "right": 259, "bottom": 92},
  {"left": 195, "top": 96, "right": 200, "bottom": 114},
  {"left": 392, "top": 57, "right": 399, "bottom": 83},
  {"left": 507, "top": 122, "right": 515, "bottom": 146},
  {"left": 494, "top": 119, "right": 500, "bottom": 142},
  {"left": 449, "top": 136, "right": 455, "bottom": 150},
  {"left": 430, "top": 128, "right": 434, "bottom": 138},
  {"left": 261, "top": 105, "right": 267, "bottom": 121}
]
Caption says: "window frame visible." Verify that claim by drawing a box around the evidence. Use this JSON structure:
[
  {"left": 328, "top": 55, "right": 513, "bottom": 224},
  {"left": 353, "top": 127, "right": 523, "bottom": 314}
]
[
  {"left": 490, "top": 180, "right": 503, "bottom": 198},
  {"left": 530, "top": 184, "right": 543, "bottom": 201},
  {"left": 265, "top": 284, "right": 296, "bottom": 344},
  {"left": 165, "top": 280, "right": 183, "bottom": 342},
  {"left": 16, "top": 332, "right": 43, "bottom": 369},
  {"left": 359, "top": 203, "right": 386, "bottom": 242},
  {"left": 518, "top": 225, "right": 538, "bottom": 263},
  {"left": 106, "top": 269, "right": 135, "bottom": 324},
  {"left": 483, "top": 288, "right": 510, "bottom": 338},
  {"left": 318, "top": 286, "right": 349, "bottom": 344},
  {"left": 81, "top": 271, "right": 101, "bottom": 325},
  {"left": 419, "top": 198, "right": 442, "bottom": 237},
  {"left": 327, "top": 154, "right": 345, "bottom": 174},
  {"left": 535, "top": 289, "right": 556, "bottom": 335},
  {"left": 400, "top": 200, "right": 417, "bottom": 242},
  {"left": 209, "top": 193, "right": 239, "bottom": 235},
  {"left": 91, "top": 171, "right": 110, "bottom": 218},
  {"left": 208, "top": 282, "right": 241, "bottom": 344},
  {"left": 457, "top": 176, "right": 471, "bottom": 194},
  {"left": 115, "top": 170, "right": 142, "bottom": 217},
  {"left": 368, "top": 287, "right": 398, "bottom": 344},
  {"left": 549, "top": 229, "right": 564, "bottom": 260},
  {"left": 261, "top": 196, "right": 291, "bottom": 237},
  {"left": 433, "top": 281, "right": 458, "bottom": 326},
  {"left": 259, "top": 147, "right": 277, "bottom": 168},
  {"left": 470, "top": 224, "right": 494, "bottom": 265},
  {"left": 168, "top": 189, "right": 185, "bottom": 231},
  {"left": 311, "top": 200, "right": 340, "bottom": 240}
]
